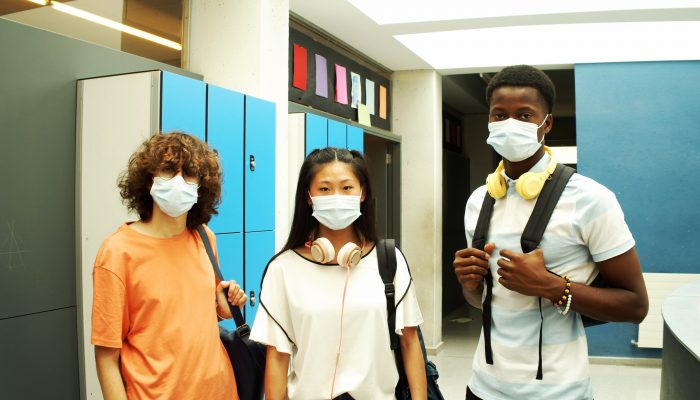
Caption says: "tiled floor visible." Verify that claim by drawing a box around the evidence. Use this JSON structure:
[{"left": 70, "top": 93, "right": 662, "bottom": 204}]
[{"left": 428, "top": 306, "right": 662, "bottom": 400}]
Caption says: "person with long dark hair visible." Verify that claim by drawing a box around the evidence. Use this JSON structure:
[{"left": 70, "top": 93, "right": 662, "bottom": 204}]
[{"left": 251, "top": 147, "right": 427, "bottom": 400}]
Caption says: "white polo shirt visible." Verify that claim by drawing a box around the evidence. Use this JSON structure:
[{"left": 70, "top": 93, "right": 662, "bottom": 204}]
[
  {"left": 250, "top": 245, "right": 423, "bottom": 400},
  {"left": 464, "top": 154, "right": 635, "bottom": 400}
]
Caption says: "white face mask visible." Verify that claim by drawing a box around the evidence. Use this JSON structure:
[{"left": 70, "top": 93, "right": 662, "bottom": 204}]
[
  {"left": 310, "top": 193, "right": 362, "bottom": 231},
  {"left": 150, "top": 175, "right": 199, "bottom": 218},
  {"left": 487, "top": 115, "right": 549, "bottom": 162}
]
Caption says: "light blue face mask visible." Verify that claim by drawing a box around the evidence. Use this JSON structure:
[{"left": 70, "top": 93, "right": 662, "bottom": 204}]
[
  {"left": 310, "top": 192, "right": 362, "bottom": 231},
  {"left": 150, "top": 175, "right": 199, "bottom": 217},
  {"left": 487, "top": 115, "right": 549, "bottom": 162}
]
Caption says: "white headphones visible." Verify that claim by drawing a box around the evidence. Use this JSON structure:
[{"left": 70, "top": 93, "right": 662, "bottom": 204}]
[{"left": 309, "top": 237, "right": 362, "bottom": 268}]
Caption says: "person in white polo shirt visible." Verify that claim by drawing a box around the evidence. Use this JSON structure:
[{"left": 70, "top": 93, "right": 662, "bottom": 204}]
[{"left": 453, "top": 65, "right": 649, "bottom": 400}]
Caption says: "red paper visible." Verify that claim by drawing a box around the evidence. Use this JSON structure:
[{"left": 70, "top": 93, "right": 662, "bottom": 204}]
[{"left": 293, "top": 44, "right": 308, "bottom": 90}]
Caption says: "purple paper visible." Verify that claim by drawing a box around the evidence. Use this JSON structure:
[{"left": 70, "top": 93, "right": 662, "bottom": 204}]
[{"left": 315, "top": 55, "right": 328, "bottom": 98}]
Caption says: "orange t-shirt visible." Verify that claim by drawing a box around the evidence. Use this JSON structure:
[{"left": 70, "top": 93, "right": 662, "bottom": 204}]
[{"left": 91, "top": 223, "right": 235, "bottom": 400}]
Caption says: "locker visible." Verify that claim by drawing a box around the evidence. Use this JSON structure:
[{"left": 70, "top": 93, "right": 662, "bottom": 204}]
[
  {"left": 328, "top": 119, "right": 347, "bottom": 148},
  {"left": 161, "top": 71, "right": 206, "bottom": 141},
  {"left": 207, "top": 85, "right": 244, "bottom": 234},
  {"left": 244, "top": 96, "right": 276, "bottom": 232},
  {"left": 215, "top": 233, "right": 244, "bottom": 331},
  {"left": 346, "top": 125, "right": 364, "bottom": 154},
  {"left": 305, "top": 113, "right": 328, "bottom": 155},
  {"left": 245, "top": 230, "right": 275, "bottom": 324}
]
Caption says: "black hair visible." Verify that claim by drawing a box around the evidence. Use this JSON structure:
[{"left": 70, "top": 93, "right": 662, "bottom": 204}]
[
  {"left": 485, "top": 65, "right": 556, "bottom": 113},
  {"left": 281, "top": 147, "right": 378, "bottom": 253}
]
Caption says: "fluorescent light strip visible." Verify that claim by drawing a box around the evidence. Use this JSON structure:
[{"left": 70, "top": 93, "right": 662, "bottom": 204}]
[
  {"left": 27, "top": 0, "right": 181, "bottom": 50},
  {"left": 395, "top": 21, "right": 700, "bottom": 71}
]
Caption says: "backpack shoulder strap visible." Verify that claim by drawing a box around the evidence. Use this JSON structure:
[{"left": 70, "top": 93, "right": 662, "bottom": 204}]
[
  {"left": 377, "top": 239, "right": 398, "bottom": 350},
  {"left": 472, "top": 193, "right": 495, "bottom": 251},
  {"left": 520, "top": 164, "right": 576, "bottom": 253}
]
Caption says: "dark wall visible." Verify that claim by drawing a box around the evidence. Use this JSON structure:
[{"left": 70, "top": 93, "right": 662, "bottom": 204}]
[
  {"left": 0, "top": 18, "right": 195, "bottom": 398},
  {"left": 575, "top": 60, "right": 700, "bottom": 358}
]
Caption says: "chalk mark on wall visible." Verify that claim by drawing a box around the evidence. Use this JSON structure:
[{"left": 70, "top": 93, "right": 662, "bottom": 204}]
[{"left": 0, "top": 221, "right": 29, "bottom": 270}]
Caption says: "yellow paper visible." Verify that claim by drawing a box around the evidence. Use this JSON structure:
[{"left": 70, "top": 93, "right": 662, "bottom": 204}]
[{"left": 358, "top": 104, "right": 371, "bottom": 127}]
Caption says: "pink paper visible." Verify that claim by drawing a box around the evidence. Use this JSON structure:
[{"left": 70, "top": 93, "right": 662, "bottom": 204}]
[{"left": 335, "top": 64, "right": 348, "bottom": 104}]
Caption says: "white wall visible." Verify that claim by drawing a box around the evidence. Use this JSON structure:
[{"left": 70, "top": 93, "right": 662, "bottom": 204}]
[
  {"left": 393, "top": 70, "right": 444, "bottom": 351},
  {"left": 187, "top": 0, "right": 290, "bottom": 250}
]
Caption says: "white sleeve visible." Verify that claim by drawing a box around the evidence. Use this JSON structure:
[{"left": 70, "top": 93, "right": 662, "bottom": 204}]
[
  {"left": 464, "top": 186, "right": 488, "bottom": 247},
  {"left": 250, "top": 258, "right": 296, "bottom": 354},
  {"left": 394, "top": 247, "right": 423, "bottom": 335}
]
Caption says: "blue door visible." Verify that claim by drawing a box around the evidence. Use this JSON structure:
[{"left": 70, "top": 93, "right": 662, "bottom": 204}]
[
  {"left": 207, "top": 85, "right": 244, "bottom": 234},
  {"left": 346, "top": 125, "right": 364, "bottom": 154},
  {"left": 161, "top": 71, "right": 206, "bottom": 141},
  {"left": 244, "top": 96, "right": 276, "bottom": 232},
  {"left": 328, "top": 119, "right": 347, "bottom": 148},
  {"left": 216, "top": 232, "right": 243, "bottom": 331},
  {"left": 245, "top": 230, "right": 275, "bottom": 324},
  {"left": 305, "top": 113, "right": 328, "bottom": 156}
]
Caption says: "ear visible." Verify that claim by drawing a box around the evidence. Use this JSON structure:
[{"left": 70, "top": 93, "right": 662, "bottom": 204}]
[
  {"left": 543, "top": 114, "right": 553, "bottom": 135},
  {"left": 360, "top": 186, "right": 366, "bottom": 203}
]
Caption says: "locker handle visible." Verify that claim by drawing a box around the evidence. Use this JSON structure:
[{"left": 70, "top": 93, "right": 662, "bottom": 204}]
[
  {"left": 249, "top": 290, "right": 256, "bottom": 306},
  {"left": 249, "top": 155, "right": 256, "bottom": 171}
]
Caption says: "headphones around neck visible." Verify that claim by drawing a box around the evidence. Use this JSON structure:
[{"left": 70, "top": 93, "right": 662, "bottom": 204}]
[
  {"left": 486, "top": 146, "right": 557, "bottom": 200},
  {"left": 309, "top": 237, "right": 362, "bottom": 268}
]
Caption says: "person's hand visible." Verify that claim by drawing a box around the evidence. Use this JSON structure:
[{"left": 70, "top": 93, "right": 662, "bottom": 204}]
[
  {"left": 453, "top": 243, "right": 496, "bottom": 291},
  {"left": 496, "top": 248, "right": 562, "bottom": 298},
  {"left": 216, "top": 280, "right": 247, "bottom": 319}
]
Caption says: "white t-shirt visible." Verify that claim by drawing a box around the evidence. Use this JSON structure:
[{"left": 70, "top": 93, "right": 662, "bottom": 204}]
[{"left": 250, "top": 245, "right": 423, "bottom": 400}]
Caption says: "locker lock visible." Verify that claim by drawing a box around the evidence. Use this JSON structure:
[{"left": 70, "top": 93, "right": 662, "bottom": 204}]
[
  {"left": 249, "top": 290, "right": 256, "bottom": 306},
  {"left": 249, "top": 155, "right": 256, "bottom": 171}
]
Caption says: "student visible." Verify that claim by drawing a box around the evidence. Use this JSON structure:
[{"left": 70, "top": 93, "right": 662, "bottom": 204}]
[
  {"left": 92, "top": 132, "right": 247, "bottom": 400},
  {"left": 453, "top": 65, "right": 649, "bottom": 400},
  {"left": 251, "top": 147, "right": 427, "bottom": 400}
]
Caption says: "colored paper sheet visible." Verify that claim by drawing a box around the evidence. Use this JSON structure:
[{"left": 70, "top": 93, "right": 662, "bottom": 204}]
[
  {"left": 379, "top": 85, "right": 387, "bottom": 119},
  {"left": 293, "top": 44, "right": 307, "bottom": 90},
  {"left": 335, "top": 64, "right": 348, "bottom": 104},
  {"left": 351, "top": 72, "right": 361, "bottom": 108},
  {"left": 358, "top": 104, "right": 371, "bottom": 127},
  {"left": 315, "top": 54, "right": 328, "bottom": 97},
  {"left": 365, "top": 79, "right": 375, "bottom": 115}
]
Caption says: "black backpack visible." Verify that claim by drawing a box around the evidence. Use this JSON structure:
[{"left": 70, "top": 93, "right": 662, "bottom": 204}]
[
  {"left": 471, "top": 164, "right": 609, "bottom": 380},
  {"left": 376, "top": 239, "right": 445, "bottom": 400}
]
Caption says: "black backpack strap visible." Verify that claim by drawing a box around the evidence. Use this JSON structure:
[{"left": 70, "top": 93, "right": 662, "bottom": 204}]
[
  {"left": 377, "top": 239, "right": 398, "bottom": 351},
  {"left": 472, "top": 193, "right": 496, "bottom": 366},
  {"left": 197, "top": 225, "right": 246, "bottom": 329}
]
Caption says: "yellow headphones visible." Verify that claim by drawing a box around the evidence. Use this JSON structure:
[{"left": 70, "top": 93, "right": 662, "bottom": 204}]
[{"left": 486, "top": 146, "right": 557, "bottom": 200}]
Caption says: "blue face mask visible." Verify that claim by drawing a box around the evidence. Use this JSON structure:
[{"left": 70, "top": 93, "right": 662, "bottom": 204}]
[
  {"left": 309, "top": 192, "right": 362, "bottom": 231},
  {"left": 150, "top": 175, "right": 199, "bottom": 217},
  {"left": 487, "top": 115, "right": 549, "bottom": 162}
]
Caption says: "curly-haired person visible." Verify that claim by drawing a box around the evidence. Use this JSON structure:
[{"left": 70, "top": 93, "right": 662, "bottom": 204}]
[{"left": 91, "top": 132, "right": 247, "bottom": 400}]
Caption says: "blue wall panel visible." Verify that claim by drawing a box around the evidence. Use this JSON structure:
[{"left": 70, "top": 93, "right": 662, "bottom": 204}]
[
  {"left": 346, "top": 125, "right": 364, "bottom": 154},
  {"left": 244, "top": 96, "right": 276, "bottom": 232},
  {"left": 161, "top": 71, "right": 206, "bottom": 140},
  {"left": 328, "top": 119, "right": 347, "bottom": 148},
  {"left": 207, "top": 85, "right": 244, "bottom": 234},
  {"left": 216, "top": 233, "right": 243, "bottom": 331},
  {"left": 305, "top": 113, "right": 328, "bottom": 156},
  {"left": 575, "top": 61, "right": 700, "bottom": 357},
  {"left": 245, "top": 230, "right": 275, "bottom": 324}
]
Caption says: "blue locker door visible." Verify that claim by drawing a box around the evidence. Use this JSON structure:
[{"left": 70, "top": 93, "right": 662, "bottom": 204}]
[
  {"left": 161, "top": 71, "right": 206, "bottom": 141},
  {"left": 245, "top": 230, "right": 275, "bottom": 324},
  {"left": 305, "top": 113, "right": 328, "bottom": 156},
  {"left": 244, "top": 96, "right": 276, "bottom": 232},
  {"left": 207, "top": 85, "right": 244, "bottom": 234},
  {"left": 328, "top": 119, "right": 347, "bottom": 148},
  {"left": 216, "top": 232, "right": 243, "bottom": 331},
  {"left": 346, "top": 125, "right": 364, "bottom": 154}
]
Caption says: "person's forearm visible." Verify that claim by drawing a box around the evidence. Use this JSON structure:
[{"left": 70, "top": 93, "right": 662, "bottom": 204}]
[
  {"left": 400, "top": 328, "right": 427, "bottom": 400},
  {"left": 95, "top": 347, "right": 127, "bottom": 400},
  {"left": 265, "top": 346, "right": 289, "bottom": 400},
  {"left": 462, "top": 283, "right": 484, "bottom": 309}
]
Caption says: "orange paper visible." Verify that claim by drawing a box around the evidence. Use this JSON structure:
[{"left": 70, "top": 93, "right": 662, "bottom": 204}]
[{"left": 379, "top": 85, "right": 387, "bottom": 119}]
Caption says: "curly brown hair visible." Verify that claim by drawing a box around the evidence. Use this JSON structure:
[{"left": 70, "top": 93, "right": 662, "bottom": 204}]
[{"left": 118, "top": 132, "right": 222, "bottom": 230}]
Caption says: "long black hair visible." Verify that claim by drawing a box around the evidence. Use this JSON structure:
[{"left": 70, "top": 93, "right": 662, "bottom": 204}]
[{"left": 281, "top": 147, "right": 378, "bottom": 253}]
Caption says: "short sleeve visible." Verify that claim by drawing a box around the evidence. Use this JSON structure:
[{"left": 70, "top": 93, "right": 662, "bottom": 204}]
[
  {"left": 464, "top": 186, "right": 488, "bottom": 248},
  {"left": 394, "top": 248, "right": 423, "bottom": 334},
  {"left": 250, "top": 259, "right": 296, "bottom": 354},
  {"left": 576, "top": 184, "right": 635, "bottom": 262},
  {"left": 92, "top": 240, "right": 129, "bottom": 348}
]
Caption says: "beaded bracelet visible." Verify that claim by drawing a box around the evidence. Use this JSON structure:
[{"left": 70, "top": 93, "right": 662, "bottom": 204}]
[{"left": 554, "top": 275, "right": 572, "bottom": 316}]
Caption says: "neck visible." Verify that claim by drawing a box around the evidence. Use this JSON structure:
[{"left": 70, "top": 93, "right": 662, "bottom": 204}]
[
  {"left": 139, "top": 206, "right": 188, "bottom": 238},
  {"left": 503, "top": 146, "right": 546, "bottom": 180},
  {"left": 317, "top": 225, "right": 362, "bottom": 251}
]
